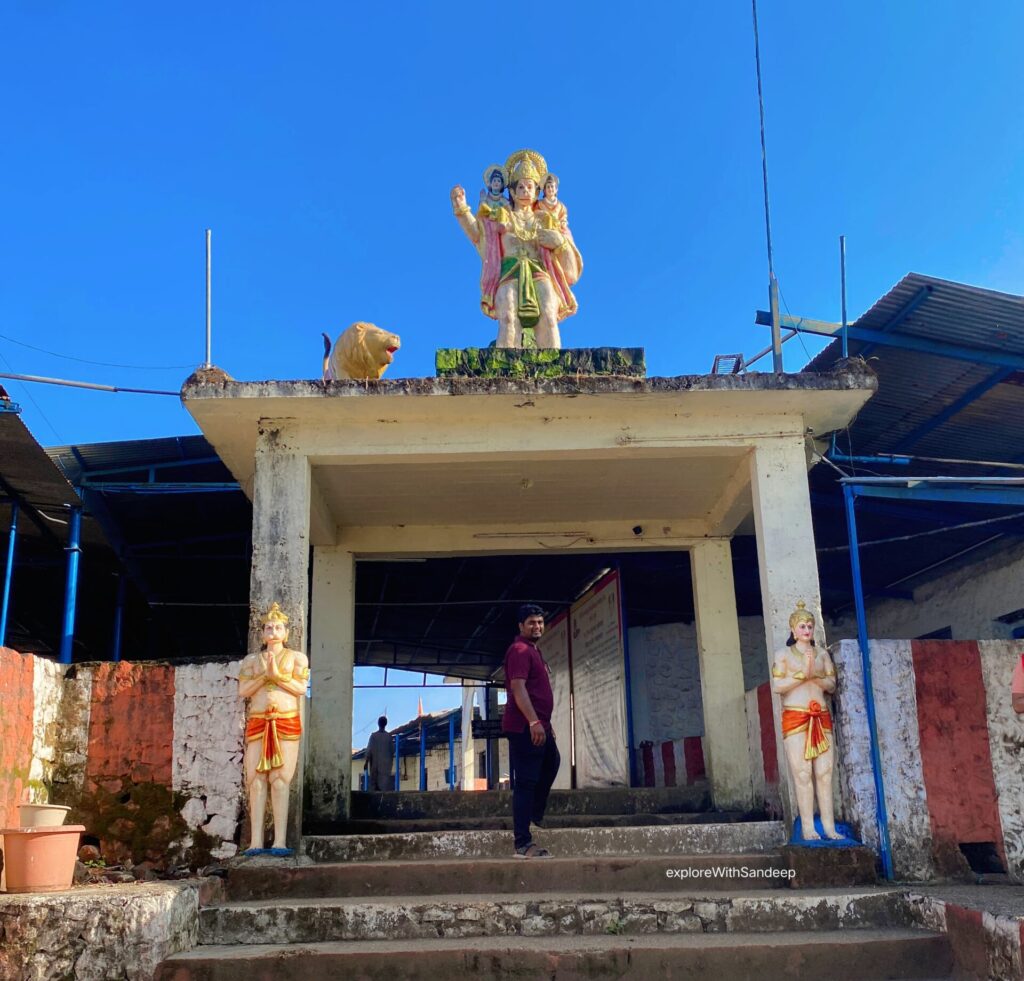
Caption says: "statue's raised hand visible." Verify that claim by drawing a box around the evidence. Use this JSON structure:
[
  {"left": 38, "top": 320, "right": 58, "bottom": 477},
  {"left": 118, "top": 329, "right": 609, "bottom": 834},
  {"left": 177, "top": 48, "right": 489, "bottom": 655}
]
[
  {"left": 450, "top": 185, "right": 467, "bottom": 209},
  {"left": 537, "top": 229, "right": 563, "bottom": 250}
]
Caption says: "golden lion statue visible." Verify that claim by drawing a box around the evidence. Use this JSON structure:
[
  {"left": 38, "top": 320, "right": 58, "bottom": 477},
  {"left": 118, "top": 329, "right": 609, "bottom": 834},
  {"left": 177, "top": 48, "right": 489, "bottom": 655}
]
[{"left": 321, "top": 323, "right": 401, "bottom": 381}]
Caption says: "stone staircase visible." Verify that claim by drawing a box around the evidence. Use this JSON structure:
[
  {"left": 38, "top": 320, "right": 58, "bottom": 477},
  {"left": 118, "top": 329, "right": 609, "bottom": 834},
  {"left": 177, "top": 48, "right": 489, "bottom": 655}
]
[{"left": 156, "top": 812, "right": 954, "bottom": 980}]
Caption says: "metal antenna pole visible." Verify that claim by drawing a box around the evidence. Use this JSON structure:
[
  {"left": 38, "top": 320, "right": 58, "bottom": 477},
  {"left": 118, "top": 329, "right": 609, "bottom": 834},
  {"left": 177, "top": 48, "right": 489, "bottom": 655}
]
[
  {"left": 751, "top": 0, "right": 782, "bottom": 372},
  {"left": 204, "top": 229, "right": 212, "bottom": 368},
  {"left": 840, "top": 235, "right": 849, "bottom": 358}
]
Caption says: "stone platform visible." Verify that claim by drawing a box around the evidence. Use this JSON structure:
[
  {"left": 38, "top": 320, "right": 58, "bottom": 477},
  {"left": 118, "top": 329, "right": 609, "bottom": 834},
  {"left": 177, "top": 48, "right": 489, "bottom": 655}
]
[{"left": 435, "top": 346, "right": 645, "bottom": 378}]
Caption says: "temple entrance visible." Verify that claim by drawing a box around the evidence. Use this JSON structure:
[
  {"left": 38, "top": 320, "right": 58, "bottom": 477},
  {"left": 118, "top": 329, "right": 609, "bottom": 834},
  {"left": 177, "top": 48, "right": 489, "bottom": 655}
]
[{"left": 344, "top": 546, "right": 769, "bottom": 834}]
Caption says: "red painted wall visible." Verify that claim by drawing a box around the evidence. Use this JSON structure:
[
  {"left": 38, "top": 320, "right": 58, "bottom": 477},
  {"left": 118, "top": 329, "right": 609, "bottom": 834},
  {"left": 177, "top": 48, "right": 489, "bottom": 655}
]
[
  {"left": 84, "top": 662, "right": 174, "bottom": 793},
  {"left": 756, "top": 682, "right": 778, "bottom": 785},
  {"left": 0, "top": 647, "right": 35, "bottom": 828},
  {"left": 912, "top": 640, "right": 1006, "bottom": 868}
]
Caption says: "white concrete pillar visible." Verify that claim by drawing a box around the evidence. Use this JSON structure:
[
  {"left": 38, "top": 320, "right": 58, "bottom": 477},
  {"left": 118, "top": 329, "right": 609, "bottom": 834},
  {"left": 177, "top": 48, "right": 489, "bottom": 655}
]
[
  {"left": 691, "top": 540, "right": 754, "bottom": 810},
  {"left": 307, "top": 545, "right": 356, "bottom": 823},
  {"left": 461, "top": 685, "right": 477, "bottom": 791},
  {"left": 749, "top": 436, "right": 825, "bottom": 822},
  {"left": 248, "top": 420, "right": 311, "bottom": 849}
]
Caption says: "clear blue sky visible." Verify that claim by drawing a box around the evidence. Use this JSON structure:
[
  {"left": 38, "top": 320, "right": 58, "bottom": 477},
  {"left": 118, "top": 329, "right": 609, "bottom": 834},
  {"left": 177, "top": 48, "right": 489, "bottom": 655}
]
[{"left": 4, "top": 3, "right": 1023, "bottom": 747}]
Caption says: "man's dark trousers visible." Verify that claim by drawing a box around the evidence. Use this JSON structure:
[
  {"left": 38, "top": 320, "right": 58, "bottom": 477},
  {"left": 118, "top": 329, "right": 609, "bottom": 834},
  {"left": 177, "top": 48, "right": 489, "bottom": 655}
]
[{"left": 508, "top": 730, "right": 561, "bottom": 850}]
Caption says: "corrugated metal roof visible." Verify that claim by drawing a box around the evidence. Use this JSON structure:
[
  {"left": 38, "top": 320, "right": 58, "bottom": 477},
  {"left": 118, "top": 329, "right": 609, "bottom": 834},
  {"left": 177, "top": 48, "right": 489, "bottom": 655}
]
[{"left": 805, "top": 273, "right": 1024, "bottom": 463}]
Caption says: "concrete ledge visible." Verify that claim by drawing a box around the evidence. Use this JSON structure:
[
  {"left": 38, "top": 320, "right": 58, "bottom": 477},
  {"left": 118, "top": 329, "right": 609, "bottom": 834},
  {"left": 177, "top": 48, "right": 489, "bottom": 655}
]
[
  {"left": 182, "top": 366, "right": 877, "bottom": 401},
  {"left": 0, "top": 879, "right": 220, "bottom": 981}
]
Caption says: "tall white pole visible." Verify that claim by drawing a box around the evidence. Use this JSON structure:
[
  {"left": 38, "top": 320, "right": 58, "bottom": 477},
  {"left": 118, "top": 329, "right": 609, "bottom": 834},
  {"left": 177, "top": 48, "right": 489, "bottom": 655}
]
[{"left": 204, "top": 229, "right": 212, "bottom": 368}]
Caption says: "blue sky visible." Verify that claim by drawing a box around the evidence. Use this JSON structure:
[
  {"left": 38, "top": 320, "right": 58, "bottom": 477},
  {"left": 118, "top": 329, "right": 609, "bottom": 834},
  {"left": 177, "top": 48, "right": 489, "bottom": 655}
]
[{"left": 4, "top": 2, "right": 1023, "bottom": 746}]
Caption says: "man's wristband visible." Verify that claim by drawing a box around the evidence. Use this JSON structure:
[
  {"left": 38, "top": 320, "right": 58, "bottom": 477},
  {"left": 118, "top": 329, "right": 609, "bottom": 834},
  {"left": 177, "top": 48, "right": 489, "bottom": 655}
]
[{"left": 529, "top": 720, "right": 543, "bottom": 728}]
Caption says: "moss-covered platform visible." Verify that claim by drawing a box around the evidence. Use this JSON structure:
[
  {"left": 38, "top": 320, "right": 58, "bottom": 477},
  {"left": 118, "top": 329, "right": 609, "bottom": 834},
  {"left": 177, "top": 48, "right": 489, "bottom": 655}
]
[{"left": 435, "top": 347, "right": 646, "bottom": 379}]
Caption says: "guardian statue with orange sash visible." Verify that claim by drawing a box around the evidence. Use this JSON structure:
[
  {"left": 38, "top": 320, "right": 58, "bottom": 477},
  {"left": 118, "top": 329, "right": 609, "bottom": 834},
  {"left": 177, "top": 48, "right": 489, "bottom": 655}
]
[
  {"left": 772, "top": 601, "right": 843, "bottom": 841},
  {"left": 238, "top": 602, "right": 310, "bottom": 856}
]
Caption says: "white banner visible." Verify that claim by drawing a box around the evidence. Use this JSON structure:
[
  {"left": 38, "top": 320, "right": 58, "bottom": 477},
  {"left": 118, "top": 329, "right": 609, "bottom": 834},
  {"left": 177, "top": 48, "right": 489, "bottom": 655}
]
[
  {"left": 537, "top": 611, "right": 572, "bottom": 789},
  {"left": 571, "top": 572, "right": 629, "bottom": 787}
]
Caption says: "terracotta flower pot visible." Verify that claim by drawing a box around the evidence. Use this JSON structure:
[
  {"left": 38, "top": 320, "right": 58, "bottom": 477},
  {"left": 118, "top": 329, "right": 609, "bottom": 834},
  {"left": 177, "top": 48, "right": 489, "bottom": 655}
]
[
  {"left": 17, "top": 803, "right": 71, "bottom": 828},
  {"left": 1, "top": 826, "right": 84, "bottom": 893}
]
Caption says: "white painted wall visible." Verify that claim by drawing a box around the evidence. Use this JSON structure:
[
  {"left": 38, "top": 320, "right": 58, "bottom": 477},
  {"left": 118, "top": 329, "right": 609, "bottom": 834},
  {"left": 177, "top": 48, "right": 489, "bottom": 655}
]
[
  {"left": 627, "top": 619, "right": 768, "bottom": 745},
  {"left": 829, "top": 540, "right": 1024, "bottom": 642},
  {"left": 172, "top": 660, "right": 245, "bottom": 860}
]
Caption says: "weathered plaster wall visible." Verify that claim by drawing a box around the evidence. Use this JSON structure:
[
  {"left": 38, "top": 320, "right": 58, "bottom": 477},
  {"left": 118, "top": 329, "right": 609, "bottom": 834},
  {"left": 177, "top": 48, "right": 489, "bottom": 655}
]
[
  {"left": 743, "top": 682, "right": 781, "bottom": 817},
  {"left": 833, "top": 639, "right": 934, "bottom": 879},
  {"left": 829, "top": 539, "right": 1024, "bottom": 642},
  {"left": 834, "top": 638, "right": 1024, "bottom": 881},
  {"left": 172, "top": 661, "right": 245, "bottom": 861},
  {"left": 28, "top": 656, "right": 67, "bottom": 808},
  {"left": 0, "top": 652, "right": 245, "bottom": 869}
]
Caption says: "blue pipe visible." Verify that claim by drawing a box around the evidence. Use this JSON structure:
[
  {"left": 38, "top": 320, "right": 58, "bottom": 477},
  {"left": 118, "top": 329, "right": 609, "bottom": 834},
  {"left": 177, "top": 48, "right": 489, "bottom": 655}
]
[
  {"left": 393, "top": 733, "right": 401, "bottom": 791},
  {"left": 842, "top": 484, "right": 895, "bottom": 879},
  {"left": 829, "top": 453, "right": 912, "bottom": 467},
  {"left": 419, "top": 723, "right": 427, "bottom": 791},
  {"left": 448, "top": 713, "right": 456, "bottom": 790},
  {"left": 111, "top": 573, "right": 126, "bottom": 662},
  {"left": 59, "top": 506, "right": 83, "bottom": 665},
  {"left": 1, "top": 502, "right": 18, "bottom": 647}
]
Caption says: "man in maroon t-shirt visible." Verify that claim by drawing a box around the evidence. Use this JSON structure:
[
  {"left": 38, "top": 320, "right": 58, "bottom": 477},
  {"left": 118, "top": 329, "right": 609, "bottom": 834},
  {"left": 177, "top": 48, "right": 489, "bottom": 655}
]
[{"left": 503, "top": 604, "right": 561, "bottom": 857}]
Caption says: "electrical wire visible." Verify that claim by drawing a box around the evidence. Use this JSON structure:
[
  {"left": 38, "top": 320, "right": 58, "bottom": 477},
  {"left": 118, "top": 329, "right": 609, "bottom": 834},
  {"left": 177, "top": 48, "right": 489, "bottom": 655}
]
[{"left": 0, "top": 329, "right": 193, "bottom": 370}]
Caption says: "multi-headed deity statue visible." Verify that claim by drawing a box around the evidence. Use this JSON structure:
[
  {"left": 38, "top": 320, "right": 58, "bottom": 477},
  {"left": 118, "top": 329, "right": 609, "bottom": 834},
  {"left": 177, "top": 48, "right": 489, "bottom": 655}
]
[
  {"left": 239, "top": 602, "right": 310, "bottom": 856},
  {"left": 771, "top": 601, "right": 844, "bottom": 841},
  {"left": 451, "top": 149, "right": 583, "bottom": 349}
]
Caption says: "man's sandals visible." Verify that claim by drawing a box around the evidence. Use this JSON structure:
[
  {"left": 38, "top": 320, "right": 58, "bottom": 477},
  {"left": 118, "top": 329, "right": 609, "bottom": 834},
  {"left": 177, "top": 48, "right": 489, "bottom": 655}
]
[{"left": 514, "top": 843, "right": 551, "bottom": 858}]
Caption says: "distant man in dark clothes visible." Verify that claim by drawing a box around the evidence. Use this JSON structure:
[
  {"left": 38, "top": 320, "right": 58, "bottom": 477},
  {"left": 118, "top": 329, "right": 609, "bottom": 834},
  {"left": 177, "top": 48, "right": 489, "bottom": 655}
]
[
  {"left": 365, "top": 716, "right": 394, "bottom": 791},
  {"left": 503, "top": 604, "right": 560, "bottom": 858}
]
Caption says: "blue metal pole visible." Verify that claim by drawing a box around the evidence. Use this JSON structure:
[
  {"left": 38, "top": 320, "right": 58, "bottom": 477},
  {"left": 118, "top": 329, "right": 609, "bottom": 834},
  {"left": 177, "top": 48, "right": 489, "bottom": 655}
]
[
  {"left": 0, "top": 502, "right": 18, "bottom": 647},
  {"left": 419, "top": 723, "right": 427, "bottom": 791},
  {"left": 59, "top": 506, "right": 83, "bottom": 665},
  {"left": 393, "top": 733, "right": 401, "bottom": 791},
  {"left": 842, "top": 484, "right": 895, "bottom": 879},
  {"left": 111, "top": 573, "right": 126, "bottom": 662},
  {"left": 448, "top": 713, "right": 456, "bottom": 790}
]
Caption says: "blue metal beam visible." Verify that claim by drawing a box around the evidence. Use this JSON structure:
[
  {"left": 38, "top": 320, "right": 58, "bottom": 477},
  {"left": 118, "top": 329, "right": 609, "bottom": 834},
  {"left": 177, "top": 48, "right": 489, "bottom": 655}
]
[
  {"left": 59, "top": 506, "right": 82, "bottom": 664},
  {"left": 393, "top": 733, "right": 401, "bottom": 791},
  {"left": 892, "top": 368, "right": 1015, "bottom": 453},
  {"left": 1, "top": 502, "right": 18, "bottom": 646},
  {"left": 64, "top": 455, "right": 223, "bottom": 479},
  {"left": 842, "top": 485, "right": 895, "bottom": 880},
  {"left": 78, "top": 482, "right": 240, "bottom": 493},
  {"left": 419, "top": 723, "right": 427, "bottom": 791},
  {"left": 755, "top": 312, "right": 1024, "bottom": 372},
  {"left": 448, "top": 714, "right": 456, "bottom": 791},
  {"left": 810, "top": 491, "right": 971, "bottom": 527},
  {"left": 858, "top": 285, "right": 934, "bottom": 358},
  {"left": 852, "top": 484, "right": 1024, "bottom": 508}
]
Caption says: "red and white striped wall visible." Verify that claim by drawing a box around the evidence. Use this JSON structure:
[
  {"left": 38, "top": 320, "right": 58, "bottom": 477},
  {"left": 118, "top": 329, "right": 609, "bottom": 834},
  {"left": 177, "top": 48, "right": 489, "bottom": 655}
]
[
  {"left": 833, "top": 639, "right": 1024, "bottom": 881},
  {"left": 635, "top": 736, "right": 706, "bottom": 788}
]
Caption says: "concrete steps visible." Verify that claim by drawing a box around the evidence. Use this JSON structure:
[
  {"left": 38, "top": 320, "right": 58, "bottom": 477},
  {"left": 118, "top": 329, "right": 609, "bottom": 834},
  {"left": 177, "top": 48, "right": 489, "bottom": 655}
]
[
  {"left": 304, "top": 820, "right": 787, "bottom": 863},
  {"left": 197, "top": 887, "right": 918, "bottom": 946},
  {"left": 155, "top": 820, "right": 952, "bottom": 979},
  {"left": 223, "top": 854, "right": 791, "bottom": 901},
  {"left": 157, "top": 929, "right": 953, "bottom": 980},
  {"left": 347, "top": 784, "right": 711, "bottom": 821},
  {"left": 333, "top": 809, "right": 748, "bottom": 835}
]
